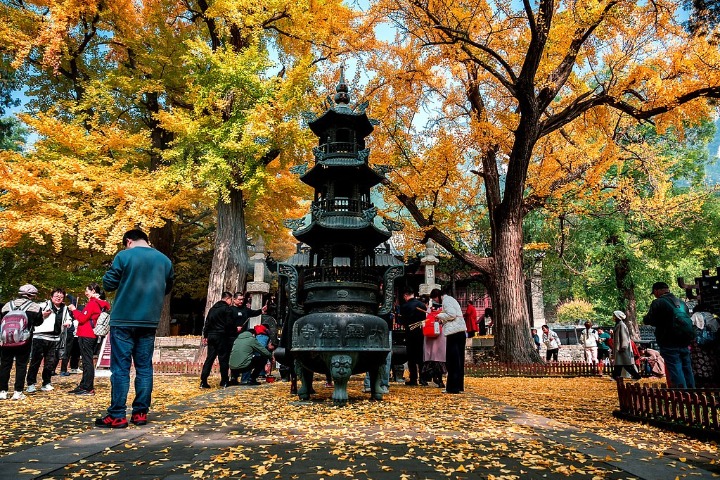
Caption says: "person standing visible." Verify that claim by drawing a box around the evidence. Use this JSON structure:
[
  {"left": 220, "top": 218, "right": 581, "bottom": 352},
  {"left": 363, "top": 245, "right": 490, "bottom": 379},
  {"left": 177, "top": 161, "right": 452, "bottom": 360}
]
[
  {"left": 0, "top": 284, "right": 45, "bottom": 400},
  {"left": 67, "top": 283, "right": 110, "bottom": 396},
  {"left": 579, "top": 321, "right": 599, "bottom": 364},
  {"left": 643, "top": 281, "right": 695, "bottom": 389},
  {"left": 26, "top": 288, "right": 72, "bottom": 393},
  {"left": 541, "top": 325, "right": 560, "bottom": 362},
  {"left": 597, "top": 327, "right": 611, "bottom": 362},
  {"left": 464, "top": 300, "right": 478, "bottom": 338},
  {"left": 200, "top": 291, "right": 236, "bottom": 389},
  {"left": 95, "top": 229, "right": 174, "bottom": 428},
  {"left": 531, "top": 328, "right": 541, "bottom": 353},
  {"left": 398, "top": 287, "right": 426, "bottom": 386},
  {"left": 430, "top": 288, "right": 466, "bottom": 394},
  {"left": 422, "top": 298, "right": 447, "bottom": 388},
  {"left": 611, "top": 310, "right": 642, "bottom": 380}
]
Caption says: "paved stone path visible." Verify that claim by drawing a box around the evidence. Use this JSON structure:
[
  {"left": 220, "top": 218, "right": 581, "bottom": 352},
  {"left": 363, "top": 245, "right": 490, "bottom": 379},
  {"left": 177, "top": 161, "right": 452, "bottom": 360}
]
[{"left": 0, "top": 383, "right": 717, "bottom": 479}]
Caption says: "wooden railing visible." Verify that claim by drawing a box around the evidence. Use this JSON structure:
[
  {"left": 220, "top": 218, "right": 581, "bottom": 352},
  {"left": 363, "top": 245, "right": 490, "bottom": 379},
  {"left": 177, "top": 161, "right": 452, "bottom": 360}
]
[
  {"left": 465, "top": 361, "right": 603, "bottom": 377},
  {"left": 615, "top": 381, "right": 720, "bottom": 439}
]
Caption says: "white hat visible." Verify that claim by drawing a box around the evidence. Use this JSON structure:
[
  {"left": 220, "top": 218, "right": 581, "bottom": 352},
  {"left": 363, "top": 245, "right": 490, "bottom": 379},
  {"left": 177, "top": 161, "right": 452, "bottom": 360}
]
[
  {"left": 613, "top": 310, "right": 626, "bottom": 320},
  {"left": 18, "top": 284, "right": 38, "bottom": 296}
]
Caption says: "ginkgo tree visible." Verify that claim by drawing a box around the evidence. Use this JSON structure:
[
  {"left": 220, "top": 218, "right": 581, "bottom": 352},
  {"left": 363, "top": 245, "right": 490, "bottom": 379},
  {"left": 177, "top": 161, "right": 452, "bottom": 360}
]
[
  {"left": 0, "top": 0, "right": 360, "bottom": 321},
  {"left": 361, "top": 0, "right": 720, "bottom": 361}
]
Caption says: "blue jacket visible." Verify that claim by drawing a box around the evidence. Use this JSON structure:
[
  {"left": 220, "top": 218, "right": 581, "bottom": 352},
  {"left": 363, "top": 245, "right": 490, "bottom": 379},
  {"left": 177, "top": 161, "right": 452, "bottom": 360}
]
[{"left": 102, "top": 246, "right": 174, "bottom": 328}]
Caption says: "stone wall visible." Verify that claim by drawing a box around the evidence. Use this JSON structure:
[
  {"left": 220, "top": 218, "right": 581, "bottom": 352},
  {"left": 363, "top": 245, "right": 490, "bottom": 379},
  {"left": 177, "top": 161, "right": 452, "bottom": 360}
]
[
  {"left": 153, "top": 336, "right": 203, "bottom": 363},
  {"left": 465, "top": 337, "right": 586, "bottom": 364},
  {"left": 152, "top": 335, "right": 589, "bottom": 366}
]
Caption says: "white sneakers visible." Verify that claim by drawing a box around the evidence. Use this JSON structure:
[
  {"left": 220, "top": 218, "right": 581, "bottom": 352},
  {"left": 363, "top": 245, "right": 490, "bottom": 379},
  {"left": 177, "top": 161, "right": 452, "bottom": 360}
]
[
  {"left": 363, "top": 386, "right": 390, "bottom": 394},
  {"left": 0, "top": 391, "right": 27, "bottom": 400},
  {"left": 26, "top": 384, "right": 53, "bottom": 392}
]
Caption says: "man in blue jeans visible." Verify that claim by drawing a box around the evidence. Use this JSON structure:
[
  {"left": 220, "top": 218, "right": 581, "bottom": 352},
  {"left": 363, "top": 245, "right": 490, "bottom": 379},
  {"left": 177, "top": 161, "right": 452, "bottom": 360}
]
[
  {"left": 96, "top": 229, "right": 174, "bottom": 428},
  {"left": 643, "top": 281, "right": 695, "bottom": 389}
]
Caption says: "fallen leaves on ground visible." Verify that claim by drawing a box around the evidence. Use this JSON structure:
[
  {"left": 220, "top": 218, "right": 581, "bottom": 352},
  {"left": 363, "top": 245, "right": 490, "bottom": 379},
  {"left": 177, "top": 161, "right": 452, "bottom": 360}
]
[{"left": 2, "top": 373, "right": 717, "bottom": 479}]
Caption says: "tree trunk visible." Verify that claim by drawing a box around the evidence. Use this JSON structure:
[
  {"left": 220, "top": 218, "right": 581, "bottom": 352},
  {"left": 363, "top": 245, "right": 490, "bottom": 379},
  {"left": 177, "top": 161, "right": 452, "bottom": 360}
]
[
  {"left": 492, "top": 216, "right": 542, "bottom": 363},
  {"left": 149, "top": 222, "right": 175, "bottom": 337},
  {"left": 613, "top": 253, "right": 640, "bottom": 341},
  {"left": 204, "top": 188, "right": 249, "bottom": 317},
  {"left": 146, "top": 91, "right": 176, "bottom": 336}
]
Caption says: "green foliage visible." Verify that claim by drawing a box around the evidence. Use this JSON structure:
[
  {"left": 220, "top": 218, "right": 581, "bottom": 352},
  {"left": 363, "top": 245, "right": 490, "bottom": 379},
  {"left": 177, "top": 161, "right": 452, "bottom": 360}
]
[
  {"left": 555, "top": 299, "right": 597, "bottom": 326},
  {"left": 532, "top": 120, "right": 719, "bottom": 319}
]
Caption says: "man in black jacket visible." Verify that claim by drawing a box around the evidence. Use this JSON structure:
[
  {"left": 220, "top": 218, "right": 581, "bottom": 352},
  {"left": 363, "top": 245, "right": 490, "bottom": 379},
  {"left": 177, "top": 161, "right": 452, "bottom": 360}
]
[
  {"left": 398, "top": 287, "right": 427, "bottom": 386},
  {"left": 200, "top": 292, "right": 236, "bottom": 388},
  {"left": 26, "top": 288, "right": 72, "bottom": 393}
]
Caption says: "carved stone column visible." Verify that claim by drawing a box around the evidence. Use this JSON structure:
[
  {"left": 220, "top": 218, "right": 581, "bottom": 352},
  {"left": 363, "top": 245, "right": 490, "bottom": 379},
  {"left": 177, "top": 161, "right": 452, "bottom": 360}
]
[
  {"left": 530, "top": 258, "right": 546, "bottom": 328},
  {"left": 246, "top": 238, "right": 270, "bottom": 329},
  {"left": 418, "top": 240, "right": 441, "bottom": 296}
]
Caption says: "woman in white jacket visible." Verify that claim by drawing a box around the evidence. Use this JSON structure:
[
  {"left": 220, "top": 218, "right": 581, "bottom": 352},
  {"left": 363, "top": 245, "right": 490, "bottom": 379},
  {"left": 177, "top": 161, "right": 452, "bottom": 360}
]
[{"left": 430, "top": 288, "right": 466, "bottom": 394}]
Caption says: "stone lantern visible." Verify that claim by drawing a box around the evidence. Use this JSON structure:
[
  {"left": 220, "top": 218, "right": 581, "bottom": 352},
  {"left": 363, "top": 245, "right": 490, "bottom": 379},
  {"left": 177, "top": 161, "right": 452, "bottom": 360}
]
[{"left": 276, "top": 69, "right": 403, "bottom": 404}]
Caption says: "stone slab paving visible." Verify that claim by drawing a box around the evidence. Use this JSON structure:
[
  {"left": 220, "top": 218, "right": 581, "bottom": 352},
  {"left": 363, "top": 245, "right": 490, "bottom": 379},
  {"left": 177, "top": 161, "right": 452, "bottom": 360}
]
[{"left": 0, "top": 385, "right": 717, "bottom": 479}]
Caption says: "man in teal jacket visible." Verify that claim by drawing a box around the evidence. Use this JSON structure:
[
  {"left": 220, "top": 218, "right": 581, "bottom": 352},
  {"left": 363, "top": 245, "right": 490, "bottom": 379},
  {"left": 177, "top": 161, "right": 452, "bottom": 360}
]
[
  {"left": 229, "top": 328, "right": 272, "bottom": 386},
  {"left": 95, "top": 229, "right": 174, "bottom": 429}
]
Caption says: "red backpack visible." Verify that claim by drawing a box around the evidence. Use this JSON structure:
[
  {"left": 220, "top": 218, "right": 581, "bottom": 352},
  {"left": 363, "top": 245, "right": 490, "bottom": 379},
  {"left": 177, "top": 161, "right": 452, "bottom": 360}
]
[{"left": 0, "top": 300, "right": 33, "bottom": 347}]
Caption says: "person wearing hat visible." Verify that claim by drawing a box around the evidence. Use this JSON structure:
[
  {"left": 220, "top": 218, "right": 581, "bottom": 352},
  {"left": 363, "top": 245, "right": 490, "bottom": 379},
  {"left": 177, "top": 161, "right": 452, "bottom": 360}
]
[
  {"left": 579, "top": 321, "right": 599, "bottom": 364},
  {"left": 643, "top": 281, "right": 695, "bottom": 388},
  {"left": 0, "top": 284, "right": 46, "bottom": 400},
  {"left": 611, "top": 310, "right": 642, "bottom": 380}
]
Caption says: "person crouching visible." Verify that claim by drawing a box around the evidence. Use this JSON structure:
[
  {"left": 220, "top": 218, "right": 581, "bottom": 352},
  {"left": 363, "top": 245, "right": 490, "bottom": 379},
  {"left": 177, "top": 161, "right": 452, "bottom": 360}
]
[{"left": 229, "top": 326, "right": 273, "bottom": 386}]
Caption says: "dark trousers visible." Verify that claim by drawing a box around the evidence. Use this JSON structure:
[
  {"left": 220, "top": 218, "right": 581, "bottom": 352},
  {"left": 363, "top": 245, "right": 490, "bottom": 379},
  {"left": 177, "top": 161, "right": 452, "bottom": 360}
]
[
  {"left": 406, "top": 331, "right": 424, "bottom": 382},
  {"left": 77, "top": 337, "right": 96, "bottom": 391},
  {"left": 445, "top": 331, "right": 466, "bottom": 393},
  {"left": 0, "top": 342, "right": 32, "bottom": 392},
  {"left": 201, "top": 336, "right": 230, "bottom": 385},
  {"left": 61, "top": 335, "right": 80, "bottom": 372},
  {"left": 26, "top": 338, "right": 59, "bottom": 387},
  {"left": 546, "top": 348, "right": 559, "bottom": 362},
  {"left": 230, "top": 355, "right": 268, "bottom": 382}
]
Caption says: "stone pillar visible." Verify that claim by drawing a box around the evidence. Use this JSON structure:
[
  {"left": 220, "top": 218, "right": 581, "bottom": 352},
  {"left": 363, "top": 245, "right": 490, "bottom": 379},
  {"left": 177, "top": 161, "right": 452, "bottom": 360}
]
[
  {"left": 246, "top": 238, "right": 270, "bottom": 329},
  {"left": 530, "top": 256, "right": 546, "bottom": 329},
  {"left": 418, "top": 239, "right": 441, "bottom": 296}
]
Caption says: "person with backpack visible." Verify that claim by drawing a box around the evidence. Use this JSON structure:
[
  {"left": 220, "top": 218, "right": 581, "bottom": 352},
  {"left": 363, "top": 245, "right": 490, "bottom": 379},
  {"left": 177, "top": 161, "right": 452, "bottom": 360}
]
[
  {"left": 0, "top": 284, "right": 45, "bottom": 400},
  {"left": 643, "top": 281, "right": 695, "bottom": 388},
  {"left": 25, "top": 288, "right": 72, "bottom": 393},
  {"left": 67, "top": 282, "right": 111, "bottom": 396}
]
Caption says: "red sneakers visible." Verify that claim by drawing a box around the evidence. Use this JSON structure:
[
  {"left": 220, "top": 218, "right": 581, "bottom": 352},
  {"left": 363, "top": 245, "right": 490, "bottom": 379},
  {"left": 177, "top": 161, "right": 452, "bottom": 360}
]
[
  {"left": 95, "top": 415, "right": 128, "bottom": 429},
  {"left": 131, "top": 412, "right": 148, "bottom": 426}
]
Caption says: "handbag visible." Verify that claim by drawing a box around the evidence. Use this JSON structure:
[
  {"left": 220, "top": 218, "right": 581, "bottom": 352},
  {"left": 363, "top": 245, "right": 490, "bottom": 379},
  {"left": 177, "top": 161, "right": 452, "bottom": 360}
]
[{"left": 422, "top": 311, "right": 442, "bottom": 338}]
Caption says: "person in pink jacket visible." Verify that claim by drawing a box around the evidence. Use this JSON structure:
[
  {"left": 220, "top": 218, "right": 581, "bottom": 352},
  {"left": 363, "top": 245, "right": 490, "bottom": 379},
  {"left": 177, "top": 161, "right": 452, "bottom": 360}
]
[{"left": 67, "top": 282, "right": 110, "bottom": 395}]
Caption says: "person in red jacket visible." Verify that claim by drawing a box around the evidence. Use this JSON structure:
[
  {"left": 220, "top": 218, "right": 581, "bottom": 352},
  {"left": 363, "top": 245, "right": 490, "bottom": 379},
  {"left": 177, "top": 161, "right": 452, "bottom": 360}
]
[
  {"left": 464, "top": 300, "right": 478, "bottom": 338},
  {"left": 67, "top": 282, "right": 110, "bottom": 395}
]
